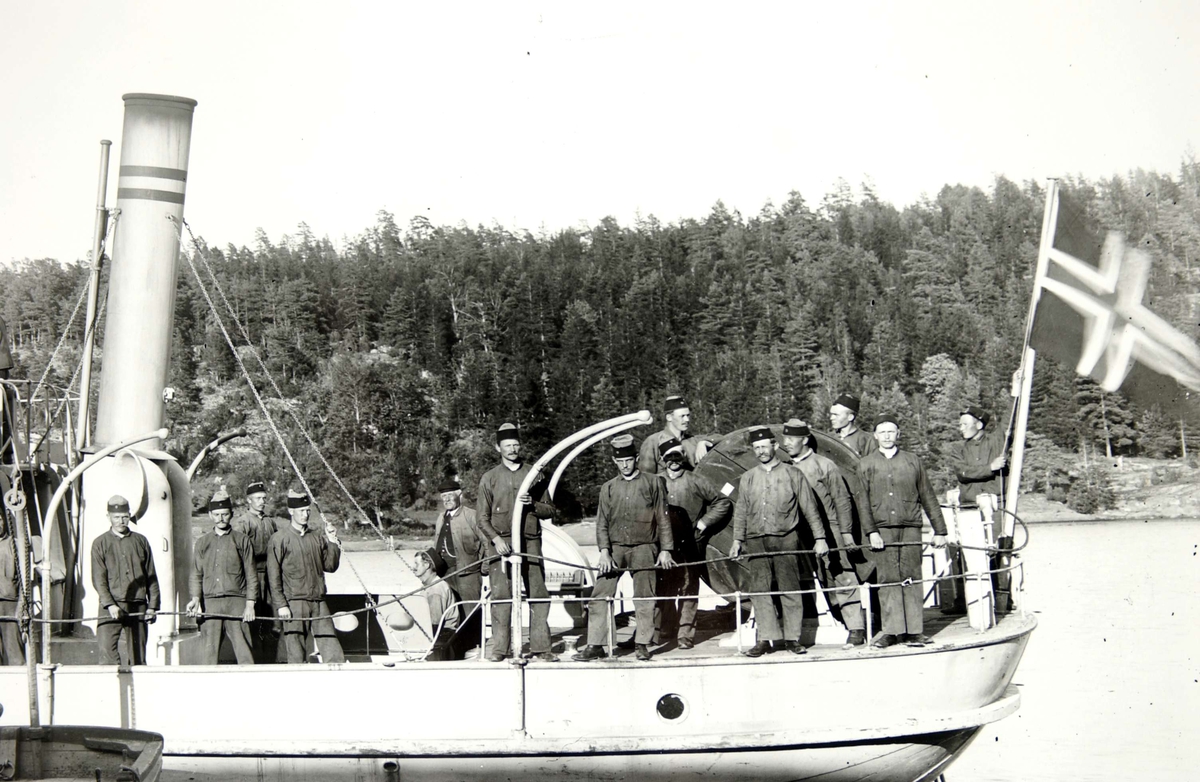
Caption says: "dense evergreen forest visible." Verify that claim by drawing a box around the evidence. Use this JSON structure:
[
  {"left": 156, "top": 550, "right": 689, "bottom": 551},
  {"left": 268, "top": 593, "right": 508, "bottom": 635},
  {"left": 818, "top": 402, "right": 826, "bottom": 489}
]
[{"left": 3, "top": 165, "right": 1200, "bottom": 522}]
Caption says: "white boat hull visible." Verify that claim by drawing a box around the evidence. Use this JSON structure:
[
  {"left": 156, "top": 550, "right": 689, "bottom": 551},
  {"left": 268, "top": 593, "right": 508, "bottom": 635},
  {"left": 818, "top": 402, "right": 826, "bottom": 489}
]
[{"left": 0, "top": 614, "right": 1033, "bottom": 781}]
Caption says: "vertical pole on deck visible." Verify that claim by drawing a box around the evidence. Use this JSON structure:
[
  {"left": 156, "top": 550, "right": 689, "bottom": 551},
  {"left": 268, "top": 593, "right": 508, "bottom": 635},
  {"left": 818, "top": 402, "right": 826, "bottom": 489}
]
[{"left": 76, "top": 140, "right": 112, "bottom": 450}]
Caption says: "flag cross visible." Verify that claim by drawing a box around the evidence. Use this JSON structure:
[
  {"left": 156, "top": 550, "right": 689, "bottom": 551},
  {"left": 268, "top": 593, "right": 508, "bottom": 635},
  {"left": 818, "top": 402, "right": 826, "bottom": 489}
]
[{"left": 1040, "top": 232, "right": 1200, "bottom": 393}]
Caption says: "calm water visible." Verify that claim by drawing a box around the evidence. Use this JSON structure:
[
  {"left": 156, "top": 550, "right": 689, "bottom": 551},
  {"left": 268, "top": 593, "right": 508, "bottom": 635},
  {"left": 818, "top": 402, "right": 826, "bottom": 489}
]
[{"left": 951, "top": 520, "right": 1200, "bottom": 781}]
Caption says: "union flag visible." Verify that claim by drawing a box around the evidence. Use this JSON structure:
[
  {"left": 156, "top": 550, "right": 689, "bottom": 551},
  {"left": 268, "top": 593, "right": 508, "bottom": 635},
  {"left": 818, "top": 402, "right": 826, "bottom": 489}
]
[{"left": 1029, "top": 184, "right": 1200, "bottom": 412}]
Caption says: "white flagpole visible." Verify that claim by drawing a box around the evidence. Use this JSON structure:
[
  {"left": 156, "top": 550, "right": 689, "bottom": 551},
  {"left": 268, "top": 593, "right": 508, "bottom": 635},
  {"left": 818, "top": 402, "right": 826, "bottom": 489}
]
[{"left": 1003, "top": 179, "right": 1061, "bottom": 524}]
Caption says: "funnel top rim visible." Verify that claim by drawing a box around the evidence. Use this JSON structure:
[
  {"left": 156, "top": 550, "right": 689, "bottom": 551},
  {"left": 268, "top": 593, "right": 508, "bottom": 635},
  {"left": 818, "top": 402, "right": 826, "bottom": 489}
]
[{"left": 121, "top": 93, "right": 198, "bottom": 109}]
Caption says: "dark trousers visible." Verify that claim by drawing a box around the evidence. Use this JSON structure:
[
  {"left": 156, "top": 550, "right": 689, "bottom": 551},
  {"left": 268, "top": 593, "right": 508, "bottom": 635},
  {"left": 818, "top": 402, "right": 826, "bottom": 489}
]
[
  {"left": 654, "top": 530, "right": 701, "bottom": 644},
  {"left": 588, "top": 543, "right": 657, "bottom": 646},
  {"left": 0, "top": 599, "right": 24, "bottom": 666},
  {"left": 281, "top": 598, "right": 345, "bottom": 664},
  {"left": 454, "top": 569, "right": 484, "bottom": 651},
  {"left": 818, "top": 552, "right": 864, "bottom": 632},
  {"left": 97, "top": 601, "right": 149, "bottom": 666},
  {"left": 875, "top": 526, "right": 924, "bottom": 635},
  {"left": 489, "top": 535, "right": 551, "bottom": 656},
  {"left": 745, "top": 531, "right": 803, "bottom": 643},
  {"left": 198, "top": 595, "right": 255, "bottom": 665},
  {"left": 249, "top": 566, "right": 281, "bottom": 663}
]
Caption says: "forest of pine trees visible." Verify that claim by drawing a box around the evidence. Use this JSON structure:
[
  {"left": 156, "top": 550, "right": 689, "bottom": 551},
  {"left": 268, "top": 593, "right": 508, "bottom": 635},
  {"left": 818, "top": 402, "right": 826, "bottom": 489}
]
[{"left": 3, "top": 165, "right": 1199, "bottom": 522}]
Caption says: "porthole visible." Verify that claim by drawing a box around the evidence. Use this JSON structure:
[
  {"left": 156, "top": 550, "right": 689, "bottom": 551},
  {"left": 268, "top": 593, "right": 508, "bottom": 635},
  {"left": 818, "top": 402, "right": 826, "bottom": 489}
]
[{"left": 656, "top": 693, "right": 688, "bottom": 722}]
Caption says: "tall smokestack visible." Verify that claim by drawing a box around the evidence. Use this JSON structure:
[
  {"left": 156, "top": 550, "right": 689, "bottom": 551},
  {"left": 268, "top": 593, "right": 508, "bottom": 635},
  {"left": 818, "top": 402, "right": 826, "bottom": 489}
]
[{"left": 94, "top": 93, "right": 197, "bottom": 450}]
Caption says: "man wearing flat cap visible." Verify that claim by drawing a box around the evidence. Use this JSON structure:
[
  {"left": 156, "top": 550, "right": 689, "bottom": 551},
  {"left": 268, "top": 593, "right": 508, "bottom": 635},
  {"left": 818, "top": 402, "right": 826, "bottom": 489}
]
[
  {"left": 828, "top": 394, "right": 876, "bottom": 459},
  {"left": 267, "top": 487, "right": 345, "bottom": 664},
  {"left": 91, "top": 495, "right": 161, "bottom": 665},
  {"left": 476, "top": 422, "right": 558, "bottom": 662},
  {"left": 431, "top": 478, "right": 483, "bottom": 652},
  {"left": 578, "top": 434, "right": 676, "bottom": 662},
  {"left": 729, "top": 427, "right": 827, "bottom": 657},
  {"left": 780, "top": 419, "right": 868, "bottom": 648},
  {"left": 858, "top": 415, "right": 947, "bottom": 648},
  {"left": 234, "top": 480, "right": 280, "bottom": 661},
  {"left": 187, "top": 489, "right": 257, "bottom": 664},
  {"left": 637, "top": 395, "right": 713, "bottom": 474},
  {"left": 652, "top": 437, "right": 732, "bottom": 650}
]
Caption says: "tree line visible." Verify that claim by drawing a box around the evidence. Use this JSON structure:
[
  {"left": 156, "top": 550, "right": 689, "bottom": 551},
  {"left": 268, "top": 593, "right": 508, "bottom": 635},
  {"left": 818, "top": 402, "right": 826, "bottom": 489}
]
[{"left": 3, "top": 162, "right": 1199, "bottom": 522}]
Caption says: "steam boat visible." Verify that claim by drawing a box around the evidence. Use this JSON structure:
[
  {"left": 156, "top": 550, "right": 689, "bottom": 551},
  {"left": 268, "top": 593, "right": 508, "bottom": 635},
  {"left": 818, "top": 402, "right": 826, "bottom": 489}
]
[{"left": 0, "top": 94, "right": 1036, "bottom": 781}]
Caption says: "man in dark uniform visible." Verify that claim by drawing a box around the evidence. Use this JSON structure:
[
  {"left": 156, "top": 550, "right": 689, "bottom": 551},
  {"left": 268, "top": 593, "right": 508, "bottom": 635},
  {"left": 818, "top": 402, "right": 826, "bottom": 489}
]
[
  {"left": 476, "top": 423, "right": 557, "bottom": 662},
  {"left": 637, "top": 395, "right": 713, "bottom": 474},
  {"left": 91, "top": 495, "right": 160, "bottom": 665},
  {"left": 653, "top": 438, "right": 732, "bottom": 649},
  {"left": 729, "top": 427, "right": 827, "bottom": 657},
  {"left": 267, "top": 488, "right": 345, "bottom": 664},
  {"left": 780, "top": 419, "right": 868, "bottom": 648},
  {"left": 577, "top": 434, "right": 676, "bottom": 661},
  {"left": 234, "top": 480, "right": 279, "bottom": 661},
  {"left": 828, "top": 394, "right": 876, "bottom": 459},
  {"left": 0, "top": 315, "right": 12, "bottom": 381},
  {"left": 186, "top": 489, "right": 257, "bottom": 664},
  {"left": 0, "top": 514, "right": 25, "bottom": 665},
  {"left": 431, "top": 478, "right": 483, "bottom": 653},
  {"left": 858, "top": 414, "right": 948, "bottom": 648}
]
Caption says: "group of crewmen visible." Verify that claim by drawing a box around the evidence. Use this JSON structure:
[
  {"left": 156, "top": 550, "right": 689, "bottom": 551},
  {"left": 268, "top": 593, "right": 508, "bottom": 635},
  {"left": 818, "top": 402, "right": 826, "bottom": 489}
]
[
  {"left": 87, "top": 483, "right": 346, "bottom": 666},
  {"left": 0, "top": 383, "right": 1007, "bottom": 667}
]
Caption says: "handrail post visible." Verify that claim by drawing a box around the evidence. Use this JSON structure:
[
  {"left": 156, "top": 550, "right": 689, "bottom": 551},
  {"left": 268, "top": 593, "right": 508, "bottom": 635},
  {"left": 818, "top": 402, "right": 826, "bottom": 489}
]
[
  {"left": 734, "top": 591, "right": 743, "bottom": 654},
  {"left": 863, "top": 583, "right": 873, "bottom": 642},
  {"left": 606, "top": 595, "right": 615, "bottom": 658}
]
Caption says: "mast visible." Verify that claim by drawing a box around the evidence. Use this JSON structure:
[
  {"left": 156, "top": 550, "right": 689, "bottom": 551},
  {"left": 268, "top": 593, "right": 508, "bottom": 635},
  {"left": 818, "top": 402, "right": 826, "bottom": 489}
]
[
  {"left": 76, "top": 139, "right": 112, "bottom": 449},
  {"left": 1003, "top": 180, "right": 1060, "bottom": 526}
]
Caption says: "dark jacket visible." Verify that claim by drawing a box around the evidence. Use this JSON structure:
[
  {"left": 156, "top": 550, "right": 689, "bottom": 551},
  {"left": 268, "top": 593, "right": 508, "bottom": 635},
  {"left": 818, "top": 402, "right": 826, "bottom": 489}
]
[
  {"left": 732, "top": 462, "right": 825, "bottom": 542},
  {"left": 837, "top": 428, "right": 877, "bottom": 459},
  {"left": 856, "top": 449, "right": 947, "bottom": 535},
  {"left": 91, "top": 530, "right": 161, "bottom": 609},
  {"left": 945, "top": 430, "right": 1007, "bottom": 502},
  {"left": 190, "top": 528, "right": 257, "bottom": 601},
  {"left": 595, "top": 472, "right": 674, "bottom": 552},
  {"left": 233, "top": 509, "right": 278, "bottom": 573},
  {"left": 476, "top": 463, "right": 554, "bottom": 543},
  {"left": 0, "top": 316, "right": 12, "bottom": 372},
  {"left": 266, "top": 525, "right": 340, "bottom": 609}
]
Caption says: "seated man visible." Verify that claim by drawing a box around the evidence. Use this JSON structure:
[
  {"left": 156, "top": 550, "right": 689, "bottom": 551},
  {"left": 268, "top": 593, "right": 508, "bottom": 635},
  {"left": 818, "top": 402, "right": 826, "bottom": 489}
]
[{"left": 415, "top": 548, "right": 472, "bottom": 661}]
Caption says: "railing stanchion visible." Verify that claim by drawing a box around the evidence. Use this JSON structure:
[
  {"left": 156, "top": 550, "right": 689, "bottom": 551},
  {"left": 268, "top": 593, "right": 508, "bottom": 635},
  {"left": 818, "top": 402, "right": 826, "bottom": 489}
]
[
  {"left": 606, "top": 596, "right": 615, "bottom": 658},
  {"left": 863, "top": 583, "right": 873, "bottom": 642},
  {"left": 734, "top": 591, "right": 743, "bottom": 654}
]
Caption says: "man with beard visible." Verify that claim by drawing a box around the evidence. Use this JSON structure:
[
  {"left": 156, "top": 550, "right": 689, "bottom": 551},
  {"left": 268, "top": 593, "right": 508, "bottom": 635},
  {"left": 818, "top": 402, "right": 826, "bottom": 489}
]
[
  {"left": 577, "top": 434, "right": 676, "bottom": 661},
  {"left": 431, "top": 478, "right": 484, "bottom": 653},
  {"left": 653, "top": 438, "right": 731, "bottom": 650},
  {"left": 729, "top": 427, "right": 826, "bottom": 657},
  {"left": 187, "top": 489, "right": 257, "bottom": 664}
]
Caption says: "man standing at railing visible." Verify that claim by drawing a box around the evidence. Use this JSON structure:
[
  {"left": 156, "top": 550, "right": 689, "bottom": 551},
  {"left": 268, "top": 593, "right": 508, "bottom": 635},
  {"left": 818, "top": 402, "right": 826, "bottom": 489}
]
[
  {"left": 577, "top": 434, "right": 676, "bottom": 662},
  {"left": 652, "top": 437, "right": 731, "bottom": 650},
  {"left": 267, "top": 488, "right": 345, "bottom": 664},
  {"left": 780, "top": 419, "right": 867, "bottom": 648},
  {"left": 414, "top": 548, "right": 469, "bottom": 661},
  {"left": 729, "top": 427, "right": 827, "bottom": 657},
  {"left": 858, "top": 415, "right": 948, "bottom": 649},
  {"left": 91, "top": 495, "right": 160, "bottom": 665},
  {"left": 0, "top": 514, "right": 25, "bottom": 665},
  {"left": 431, "top": 478, "right": 483, "bottom": 655},
  {"left": 942, "top": 406, "right": 1008, "bottom": 615},
  {"left": 186, "top": 489, "right": 257, "bottom": 664},
  {"left": 476, "top": 423, "right": 558, "bottom": 663},
  {"left": 234, "top": 480, "right": 280, "bottom": 662}
]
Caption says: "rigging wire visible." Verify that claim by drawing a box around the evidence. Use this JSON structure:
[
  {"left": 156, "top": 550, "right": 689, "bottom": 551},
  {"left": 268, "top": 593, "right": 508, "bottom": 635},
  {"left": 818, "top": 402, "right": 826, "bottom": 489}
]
[{"left": 171, "top": 217, "right": 429, "bottom": 641}]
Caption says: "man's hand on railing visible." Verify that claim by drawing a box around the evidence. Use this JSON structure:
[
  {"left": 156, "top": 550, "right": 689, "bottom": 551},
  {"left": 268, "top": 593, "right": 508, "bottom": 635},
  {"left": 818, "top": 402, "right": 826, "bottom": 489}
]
[
  {"left": 185, "top": 598, "right": 201, "bottom": 618},
  {"left": 657, "top": 550, "right": 676, "bottom": 569},
  {"left": 493, "top": 536, "right": 512, "bottom": 556},
  {"left": 242, "top": 600, "right": 256, "bottom": 623},
  {"left": 868, "top": 532, "right": 885, "bottom": 551},
  {"left": 813, "top": 539, "right": 830, "bottom": 558},
  {"left": 728, "top": 540, "right": 743, "bottom": 559},
  {"left": 930, "top": 534, "right": 948, "bottom": 549},
  {"left": 598, "top": 549, "right": 616, "bottom": 575}
]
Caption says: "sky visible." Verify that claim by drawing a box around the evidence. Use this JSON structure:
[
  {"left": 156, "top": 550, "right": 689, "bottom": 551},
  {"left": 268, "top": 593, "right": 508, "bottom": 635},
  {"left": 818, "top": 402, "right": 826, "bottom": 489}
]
[{"left": 2, "top": 1, "right": 1199, "bottom": 265}]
